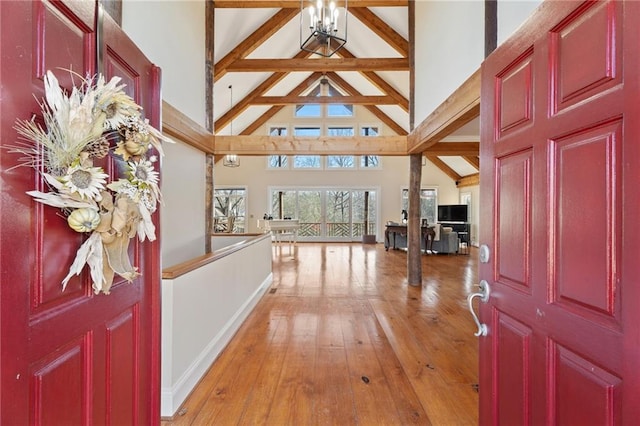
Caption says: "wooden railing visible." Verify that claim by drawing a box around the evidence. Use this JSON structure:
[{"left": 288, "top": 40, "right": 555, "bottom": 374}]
[{"left": 298, "top": 222, "right": 377, "bottom": 238}]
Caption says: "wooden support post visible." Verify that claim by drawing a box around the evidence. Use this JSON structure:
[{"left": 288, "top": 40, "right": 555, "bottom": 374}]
[
  {"left": 204, "top": 1, "right": 215, "bottom": 253},
  {"left": 407, "top": 154, "right": 422, "bottom": 286}
]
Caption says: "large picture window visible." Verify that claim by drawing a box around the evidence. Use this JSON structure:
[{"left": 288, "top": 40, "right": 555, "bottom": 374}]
[
  {"left": 270, "top": 187, "right": 377, "bottom": 241},
  {"left": 401, "top": 188, "right": 438, "bottom": 225}
]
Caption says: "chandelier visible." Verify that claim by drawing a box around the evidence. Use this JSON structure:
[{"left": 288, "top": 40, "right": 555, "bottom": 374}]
[
  {"left": 300, "top": 0, "right": 348, "bottom": 57},
  {"left": 223, "top": 154, "right": 240, "bottom": 167}
]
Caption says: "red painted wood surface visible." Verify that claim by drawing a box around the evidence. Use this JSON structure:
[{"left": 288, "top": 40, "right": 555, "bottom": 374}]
[
  {"left": 480, "top": 0, "right": 640, "bottom": 424},
  {"left": 0, "top": 1, "right": 161, "bottom": 424}
]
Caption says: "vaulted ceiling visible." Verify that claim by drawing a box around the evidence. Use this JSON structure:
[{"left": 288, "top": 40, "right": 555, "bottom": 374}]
[{"left": 211, "top": 0, "right": 480, "bottom": 184}]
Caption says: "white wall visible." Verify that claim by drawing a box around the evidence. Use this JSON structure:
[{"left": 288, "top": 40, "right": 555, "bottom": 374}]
[
  {"left": 121, "top": 0, "right": 206, "bottom": 128},
  {"left": 160, "top": 141, "right": 207, "bottom": 266},
  {"left": 413, "top": 1, "right": 485, "bottom": 125},
  {"left": 498, "top": 1, "right": 543, "bottom": 45}
]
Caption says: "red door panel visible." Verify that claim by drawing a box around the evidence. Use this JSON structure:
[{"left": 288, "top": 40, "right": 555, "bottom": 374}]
[
  {"left": 553, "top": 344, "right": 621, "bottom": 424},
  {"left": 496, "top": 149, "right": 532, "bottom": 290},
  {"left": 105, "top": 309, "right": 138, "bottom": 425},
  {"left": 552, "top": 121, "right": 622, "bottom": 321},
  {"left": 480, "top": 0, "right": 639, "bottom": 424},
  {"left": 497, "top": 53, "right": 533, "bottom": 135},
  {"left": 30, "top": 336, "right": 90, "bottom": 425},
  {"left": 1, "top": 1, "right": 160, "bottom": 424},
  {"left": 495, "top": 312, "right": 532, "bottom": 425}
]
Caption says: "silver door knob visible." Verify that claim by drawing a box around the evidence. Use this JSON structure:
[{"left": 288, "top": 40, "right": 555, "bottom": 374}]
[
  {"left": 467, "top": 280, "right": 490, "bottom": 337},
  {"left": 479, "top": 244, "right": 491, "bottom": 263}
]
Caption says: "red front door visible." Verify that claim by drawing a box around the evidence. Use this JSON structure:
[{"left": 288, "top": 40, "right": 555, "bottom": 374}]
[
  {"left": 0, "top": 1, "right": 161, "bottom": 424},
  {"left": 479, "top": 0, "right": 640, "bottom": 423}
]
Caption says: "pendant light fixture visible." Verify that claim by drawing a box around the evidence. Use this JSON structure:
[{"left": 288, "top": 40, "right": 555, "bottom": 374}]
[
  {"left": 300, "top": 0, "right": 348, "bottom": 57},
  {"left": 224, "top": 84, "right": 240, "bottom": 167}
]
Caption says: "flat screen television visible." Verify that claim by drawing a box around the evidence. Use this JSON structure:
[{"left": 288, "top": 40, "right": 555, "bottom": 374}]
[{"left": 437, "top": 204, "right": 468, "bottom": 223}]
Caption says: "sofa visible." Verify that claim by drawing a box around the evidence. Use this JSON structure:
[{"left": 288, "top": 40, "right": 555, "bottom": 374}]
[
  {"left": 390, "top": 224, "right": 459, "bottom": 254},
  {"left": 429, "top": 225, "right": 459, "bottom": 254}
]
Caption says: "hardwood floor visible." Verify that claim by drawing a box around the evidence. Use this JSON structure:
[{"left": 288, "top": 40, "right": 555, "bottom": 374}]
[{"left": 162, "top": 243, "right": 479, "bottom": 425}]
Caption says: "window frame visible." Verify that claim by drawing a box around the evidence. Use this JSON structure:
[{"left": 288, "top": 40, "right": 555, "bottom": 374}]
[
  {"left": 401, "top": 187, "right": 438, "bottom": 225},
  {"left": 213, "top": 186, "right": 248, "bottom": 233}
]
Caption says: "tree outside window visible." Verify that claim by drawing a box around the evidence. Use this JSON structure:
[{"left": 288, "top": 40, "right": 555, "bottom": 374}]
[
  {"left": 360, "top": 155, "right": 379, "bottom": 168},
  {"left": 268, "top": 155, "right": 288, "bottom": 168},
  {"left": 401, "top": 188, "right": 437, "bottom": 225},
  {"left": 214, "top": 188, "right": 246, "bottom": 233}
]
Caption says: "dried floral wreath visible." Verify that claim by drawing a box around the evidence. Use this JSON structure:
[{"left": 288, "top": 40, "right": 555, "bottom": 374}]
[{"left": 11, "top": 70, "right": 171, "bottom": 294}]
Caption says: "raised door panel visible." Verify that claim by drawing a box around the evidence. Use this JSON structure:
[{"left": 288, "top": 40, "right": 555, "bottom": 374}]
[
  {"left": 551, "top": 1, "right": 621, "bottom": 114},
  {"left": 106, "top": 308, "right": 139, "bottom": 425},
  {"left": 551, "top": 344, "right": 621, "bottom": 424},
  {"left": 550, "top": 121, "right": 622, "bottom": 323},
  {"left": 496, "top": 51, "right": 533, "bottom": 138},
  {"left": 30, "top": 335, "right": 91, "bottom": 425},
  {"left": 496, "top": 150, "right": 532, "bottom": 290},
  {"left": 495, "top": 312, "right": 532, "bottom": 425},
  {"left": 31, "top": 0, "right": 96, "bottom": 313}
]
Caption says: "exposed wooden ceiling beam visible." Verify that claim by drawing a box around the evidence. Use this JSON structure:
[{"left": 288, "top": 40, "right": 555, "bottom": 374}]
[
  {"left": 362, "top": 105, "right": 407, "bottom": 136},
  {"left": 337, "top": 47, "right": 409, "bottom": 111},
  {"left": 213, "top": 1, "right": 408, "bottom": 8},
  {"left": 214, "top": 8, "right": 298, "bottom": 82},
  {"left": 226, "top": 57, "right": 409, "bottom": 72},
  {"left": 215, "top": 50, "right": 313, "bottom": 131},
  {"left": 162, "top": 101, "right": 215, "bottom": 154},
  {"left": 423, "top": 142, "right": 479, "bottom": 156},
  {"left": 425, "top": 155, "right": 461, "bottom": 182},
  {"left": 456, "top": 173, "right": 480, "bottom": 188},
  {"left": 215, "top": 135, "right": 407, "bottom": 155},
  {"left": 349, "top": 7, "right": 408, "bottom": 57},
  {"left": 463, "top": 155, "right": 480, "bottom": 170},
  {"left": 327, "top": 72, "right": 407, "bottom": 135},
  {"left": 239, "top": 73, "right": 323, "bottom": 135},
  {"left": 408, "top": 68, "right": 480, "bottom": 153},
  {"left": 253, "top": 95, "right": 398, "bottom": 105}
]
